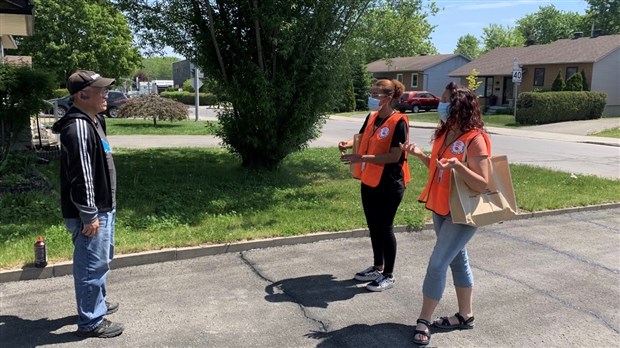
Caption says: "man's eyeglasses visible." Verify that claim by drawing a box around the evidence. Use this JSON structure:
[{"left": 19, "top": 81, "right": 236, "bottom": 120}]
[{"left": 84, "top": 88, "right": 109, "bottom": 97}]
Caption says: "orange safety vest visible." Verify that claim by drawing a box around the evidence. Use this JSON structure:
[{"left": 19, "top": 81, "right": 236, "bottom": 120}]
[
  {"left": 418, "top": 129, "right": 491, "bottom": 215},
  {"left": 353, "top": 111, "right": 410, "bottom": 188}
]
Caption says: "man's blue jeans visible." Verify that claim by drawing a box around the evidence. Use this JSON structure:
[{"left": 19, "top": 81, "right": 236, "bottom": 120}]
[{"left": 65, "top": 210, "right": 115, "bottom": 330}]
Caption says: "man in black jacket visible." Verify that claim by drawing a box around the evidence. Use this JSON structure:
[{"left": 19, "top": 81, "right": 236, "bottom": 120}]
[{"left": 52, "top": 70, "right": 123, "bottom": 338}]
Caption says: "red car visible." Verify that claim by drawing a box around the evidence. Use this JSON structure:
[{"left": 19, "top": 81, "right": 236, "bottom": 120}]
[{"left": 395, "top": 91, "right": 440, "bottom": 113}]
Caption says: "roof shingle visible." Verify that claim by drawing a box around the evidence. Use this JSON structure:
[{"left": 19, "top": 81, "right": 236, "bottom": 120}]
[
  {"left": 367, "top": 54, "right": 466, "bottom": 73},
  {"left": 450, "top": 35, "right": 620, "bottom": 77}
]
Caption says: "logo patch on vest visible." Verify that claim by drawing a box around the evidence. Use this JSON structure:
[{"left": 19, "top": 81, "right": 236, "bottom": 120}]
[
  {"left": 451, "top": 140, "right": 465, "bottom": 155},
  {"left": 378, "top": 127, "right": 390, "bottom": 139}
]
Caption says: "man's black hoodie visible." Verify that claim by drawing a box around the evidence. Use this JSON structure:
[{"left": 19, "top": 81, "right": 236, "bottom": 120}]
[{"left": 52, "top": 108, "right": 113, "bottom": 224}]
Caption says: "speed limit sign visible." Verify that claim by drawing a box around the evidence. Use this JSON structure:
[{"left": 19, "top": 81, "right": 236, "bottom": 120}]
[{"left": 512, "top": 68, "right": 522, "bottom": 83}]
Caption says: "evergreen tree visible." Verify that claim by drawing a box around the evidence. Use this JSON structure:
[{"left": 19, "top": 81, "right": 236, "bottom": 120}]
[
  {"left": 351, "top": 63, "right": 371, "bottom": 111},
  {"left": 565, "top": 72, "right": 583, "bottom": 91},
  {"left": 580, "top": 70, "right": 589, "bottom": 91},
  {"left": 551, "top": 70, "right": 565, "bottom": 91}
]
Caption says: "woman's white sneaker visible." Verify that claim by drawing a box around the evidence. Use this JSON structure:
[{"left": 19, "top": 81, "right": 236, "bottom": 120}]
[
  {"left": 366, "top": 274, "right": 395, "bottom": 292},
  {"left": 354, "top": 266, "right": 383, "bottom": 282}
]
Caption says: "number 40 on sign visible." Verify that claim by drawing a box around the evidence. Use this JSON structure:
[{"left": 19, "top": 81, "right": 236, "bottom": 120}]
[{"left": 512, "top": 68, "right": 522, "bottom": 83}]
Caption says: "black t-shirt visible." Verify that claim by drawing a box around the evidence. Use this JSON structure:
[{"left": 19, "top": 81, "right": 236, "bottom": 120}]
[
  {"left": 359, "top": 113, "right": 408, "bottom": 191},
  {"left": 94, "top": 120, "right": 117, "bottom": 209}
]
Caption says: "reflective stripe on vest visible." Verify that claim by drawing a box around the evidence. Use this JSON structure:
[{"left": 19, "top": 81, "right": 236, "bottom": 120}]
[
  {"left": 353, "top": 112, "right": 410, "bottom": 188},
  {"left": 418, "top": 130, "right": 491, "bottom": 215}
]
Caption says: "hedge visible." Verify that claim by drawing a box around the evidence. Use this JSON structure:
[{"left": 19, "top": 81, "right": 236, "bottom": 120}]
[
  {"left": 516, "top": 91, "right": 607, "bottom": 125},
  {"left": 160, "top": 91, "right": 220, "bottom": 106}
]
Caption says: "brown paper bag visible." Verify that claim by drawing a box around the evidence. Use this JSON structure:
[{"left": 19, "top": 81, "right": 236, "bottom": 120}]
[
  {"left": 349, "top": 134, "right": 362, "bottom": 175},
  {"left": 449, "top": 155, "right": 517, "bottom": 227}
]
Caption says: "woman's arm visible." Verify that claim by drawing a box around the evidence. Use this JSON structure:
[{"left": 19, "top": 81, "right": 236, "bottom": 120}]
[
  {"left": 400, "top": 142, "right": 430, "bottom": 168},
  {"left": 437, "top": 155, "right": 489, "bottom": 192}
]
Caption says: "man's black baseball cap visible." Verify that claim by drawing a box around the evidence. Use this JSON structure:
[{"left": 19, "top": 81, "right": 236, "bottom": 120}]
[{"left": 67, "top": 70, "right": 115, "bottom": 95}]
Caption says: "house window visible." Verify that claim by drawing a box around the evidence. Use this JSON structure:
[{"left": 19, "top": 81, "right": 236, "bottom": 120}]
[
  {"left": 566, "top": 67, "right": 578, "bottom": 79},
  {"left": 396, "top": 73, "right": 403, "bottom": 83},
  {"left": 534, "top": 68, "right": 545, "bottom": 86},
  {"left": 411, "top": 73, "right": 418, "bottom": 88}
]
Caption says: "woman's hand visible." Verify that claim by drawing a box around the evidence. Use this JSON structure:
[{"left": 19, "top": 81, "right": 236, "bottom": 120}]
[
  {"left": 436, "top": 157, "right": 463, "bottom": 170},
  {"left": 340, "top": 153, "right": 363, "bottom": 164},
  {"left": 400, "top": 141, "right": 425, "bottom": 158},
  {"left": 338, "top": 140, "right": 350, "bottom": 153}
]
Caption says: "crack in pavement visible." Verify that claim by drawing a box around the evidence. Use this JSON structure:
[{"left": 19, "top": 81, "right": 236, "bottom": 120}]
[
  {"left": 472, "top": 263, "right": 619, "bottom": 335},
  {"left": 238, "top": 251, "right": 330, "bottom": 333},
  {"left": 480, "top": 227, "right": 619, "bottom": 274}
]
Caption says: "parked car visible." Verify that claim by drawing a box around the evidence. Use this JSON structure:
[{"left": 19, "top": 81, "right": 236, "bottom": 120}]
[
  {"left": 395, "top": 91, "right": 440, "bottom": 113},
  {"left": 47, "top": 91, "right": 129, "bottom": 118}
]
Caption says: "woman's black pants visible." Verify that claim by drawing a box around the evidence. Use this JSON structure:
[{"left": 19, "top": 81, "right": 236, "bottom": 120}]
[{"left": 361, "top": 183, "right": 404, "bottom": 275}]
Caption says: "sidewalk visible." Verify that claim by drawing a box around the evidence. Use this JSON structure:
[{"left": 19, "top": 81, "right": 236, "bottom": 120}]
[{"left": 1, "top": 206, "right": 618, "bottom": 347}]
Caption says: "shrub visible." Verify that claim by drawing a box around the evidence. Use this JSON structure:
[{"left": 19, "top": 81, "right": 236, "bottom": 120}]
[
  {"left": 494, "top": 107, "right": 513, "bottom": 115},
  {"left": 160, "top": 91, "right": 219, "bottom": 105},
  {"left": 53, "top": 88, "right": 67, "bottom": 98},
  {"left": 551, "top": 70, "right": 565, "bottom": 91},
  {"left": 565, "top": 72, "right": 583, "bottom": 91},
  {"left": 117, "top": 94, "right": 188, "bottom": 125},
  {"left": 0, "top": 66, "right": 54, "bottom": 173},
  {"left": 516, "top": 91, "right": 606, "bottom": 124}
]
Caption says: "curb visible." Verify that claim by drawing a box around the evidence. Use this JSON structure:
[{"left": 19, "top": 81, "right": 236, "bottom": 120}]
[{"left": 1, "top": 202, "right": 619, "bottom": 283}]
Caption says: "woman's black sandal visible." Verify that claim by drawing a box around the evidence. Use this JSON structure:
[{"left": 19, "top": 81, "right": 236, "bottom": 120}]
[
  {"left": 413, "top": 318, "right": 432, "bottom": 346},
  {"left": 434, "top": 312, "right": 475, "bottom": 330}
]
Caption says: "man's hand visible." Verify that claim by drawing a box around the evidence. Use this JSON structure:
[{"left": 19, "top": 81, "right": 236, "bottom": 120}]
[{"left": 82, "top": 218, "right": 100, "bottom": 237}]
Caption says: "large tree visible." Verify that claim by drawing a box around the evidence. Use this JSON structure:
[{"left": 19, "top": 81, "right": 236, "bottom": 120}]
[
  {"left": 138, "top": 57, "right": 181, "bottom": 80},
  {"left": 585, "top": 0, "right": 620, "bottom": 35},
  {"left": 346, "top": 0, "right": 438, "bottom": 63},
  {"left": 117, "top": 0, "right": 373, "bottom": 170},
  {"left": 454, "top": 34, "right": 481, "bottom": 60},
  {"left": 16, "top": 0, "right": 141, "bottom": 85},
  {"left": 516, "top": 5, "right": 586, "bottom": 45},
  {"left": 481, "top": 24, "right": 525, "bottom": 52}
]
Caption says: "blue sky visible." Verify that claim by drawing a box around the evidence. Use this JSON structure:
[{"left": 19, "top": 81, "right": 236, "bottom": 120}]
[{"left": 427, "top": 0, "right": 589, "bottom": 54}]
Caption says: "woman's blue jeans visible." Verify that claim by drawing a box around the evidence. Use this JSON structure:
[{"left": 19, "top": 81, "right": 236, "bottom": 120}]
[
  {"left": 422, "top": 212, "right": 477, "bottom": 301},
  {"left": 65, "top": 210, "right": 115, "bottom": 330}
]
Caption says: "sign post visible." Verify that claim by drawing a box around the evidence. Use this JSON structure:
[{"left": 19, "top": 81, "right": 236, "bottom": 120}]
[
  {"left": 194, "top": 68, "right": 203, "bottom": 121},
  {"left": 511, "top": 58, "right": 521, "bottom": 120}
]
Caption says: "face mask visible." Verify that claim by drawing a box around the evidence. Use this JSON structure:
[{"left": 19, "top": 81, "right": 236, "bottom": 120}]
[
  {"left": 368, "top": 96, "right": 381, "bottom": 111},
  {"left": 437, "top": 102, "right": 450, "bottom": 122}
]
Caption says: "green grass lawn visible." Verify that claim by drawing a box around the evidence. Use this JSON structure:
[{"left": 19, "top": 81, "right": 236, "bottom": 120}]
[
  {"left": 591, "top": 127, "right": 620, "bottom": 138},
  {"left": 332, "top": 111, "right": 519, "bottom": 128},
  {"left": 1, "top": 148, "right": 619, "bottom": 269},
  {"left": 106, "top": 118, "right": 220, "bottom": 135}
]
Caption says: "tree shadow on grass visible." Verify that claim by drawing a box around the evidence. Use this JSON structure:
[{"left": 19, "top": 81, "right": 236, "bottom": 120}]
[{"left": 111, "top": 123, "right": 183, "bottom": 129}]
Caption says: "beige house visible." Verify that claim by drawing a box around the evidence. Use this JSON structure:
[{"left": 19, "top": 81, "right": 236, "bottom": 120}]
[
  {"left": 0, "top": 0, "right": 34, "bottom": 66},
  {"left": 450, "top": 34, "right": 620, "bottom": 116},
  {"left": 367, "top": 54, "right": 470, "bottom": 97}
]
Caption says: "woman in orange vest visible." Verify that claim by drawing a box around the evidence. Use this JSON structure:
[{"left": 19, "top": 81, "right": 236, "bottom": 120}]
[
  {"left": 338, "top": 79, "right": 410, "bottom": 292},
  {"left": 401, "top": 82, "right": 490, "bottom": 346}
]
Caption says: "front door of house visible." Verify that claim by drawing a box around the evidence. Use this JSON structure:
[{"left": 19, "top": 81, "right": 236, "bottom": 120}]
[{"left": 502, "top": 77, "right": 513, "bottom": 105}]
